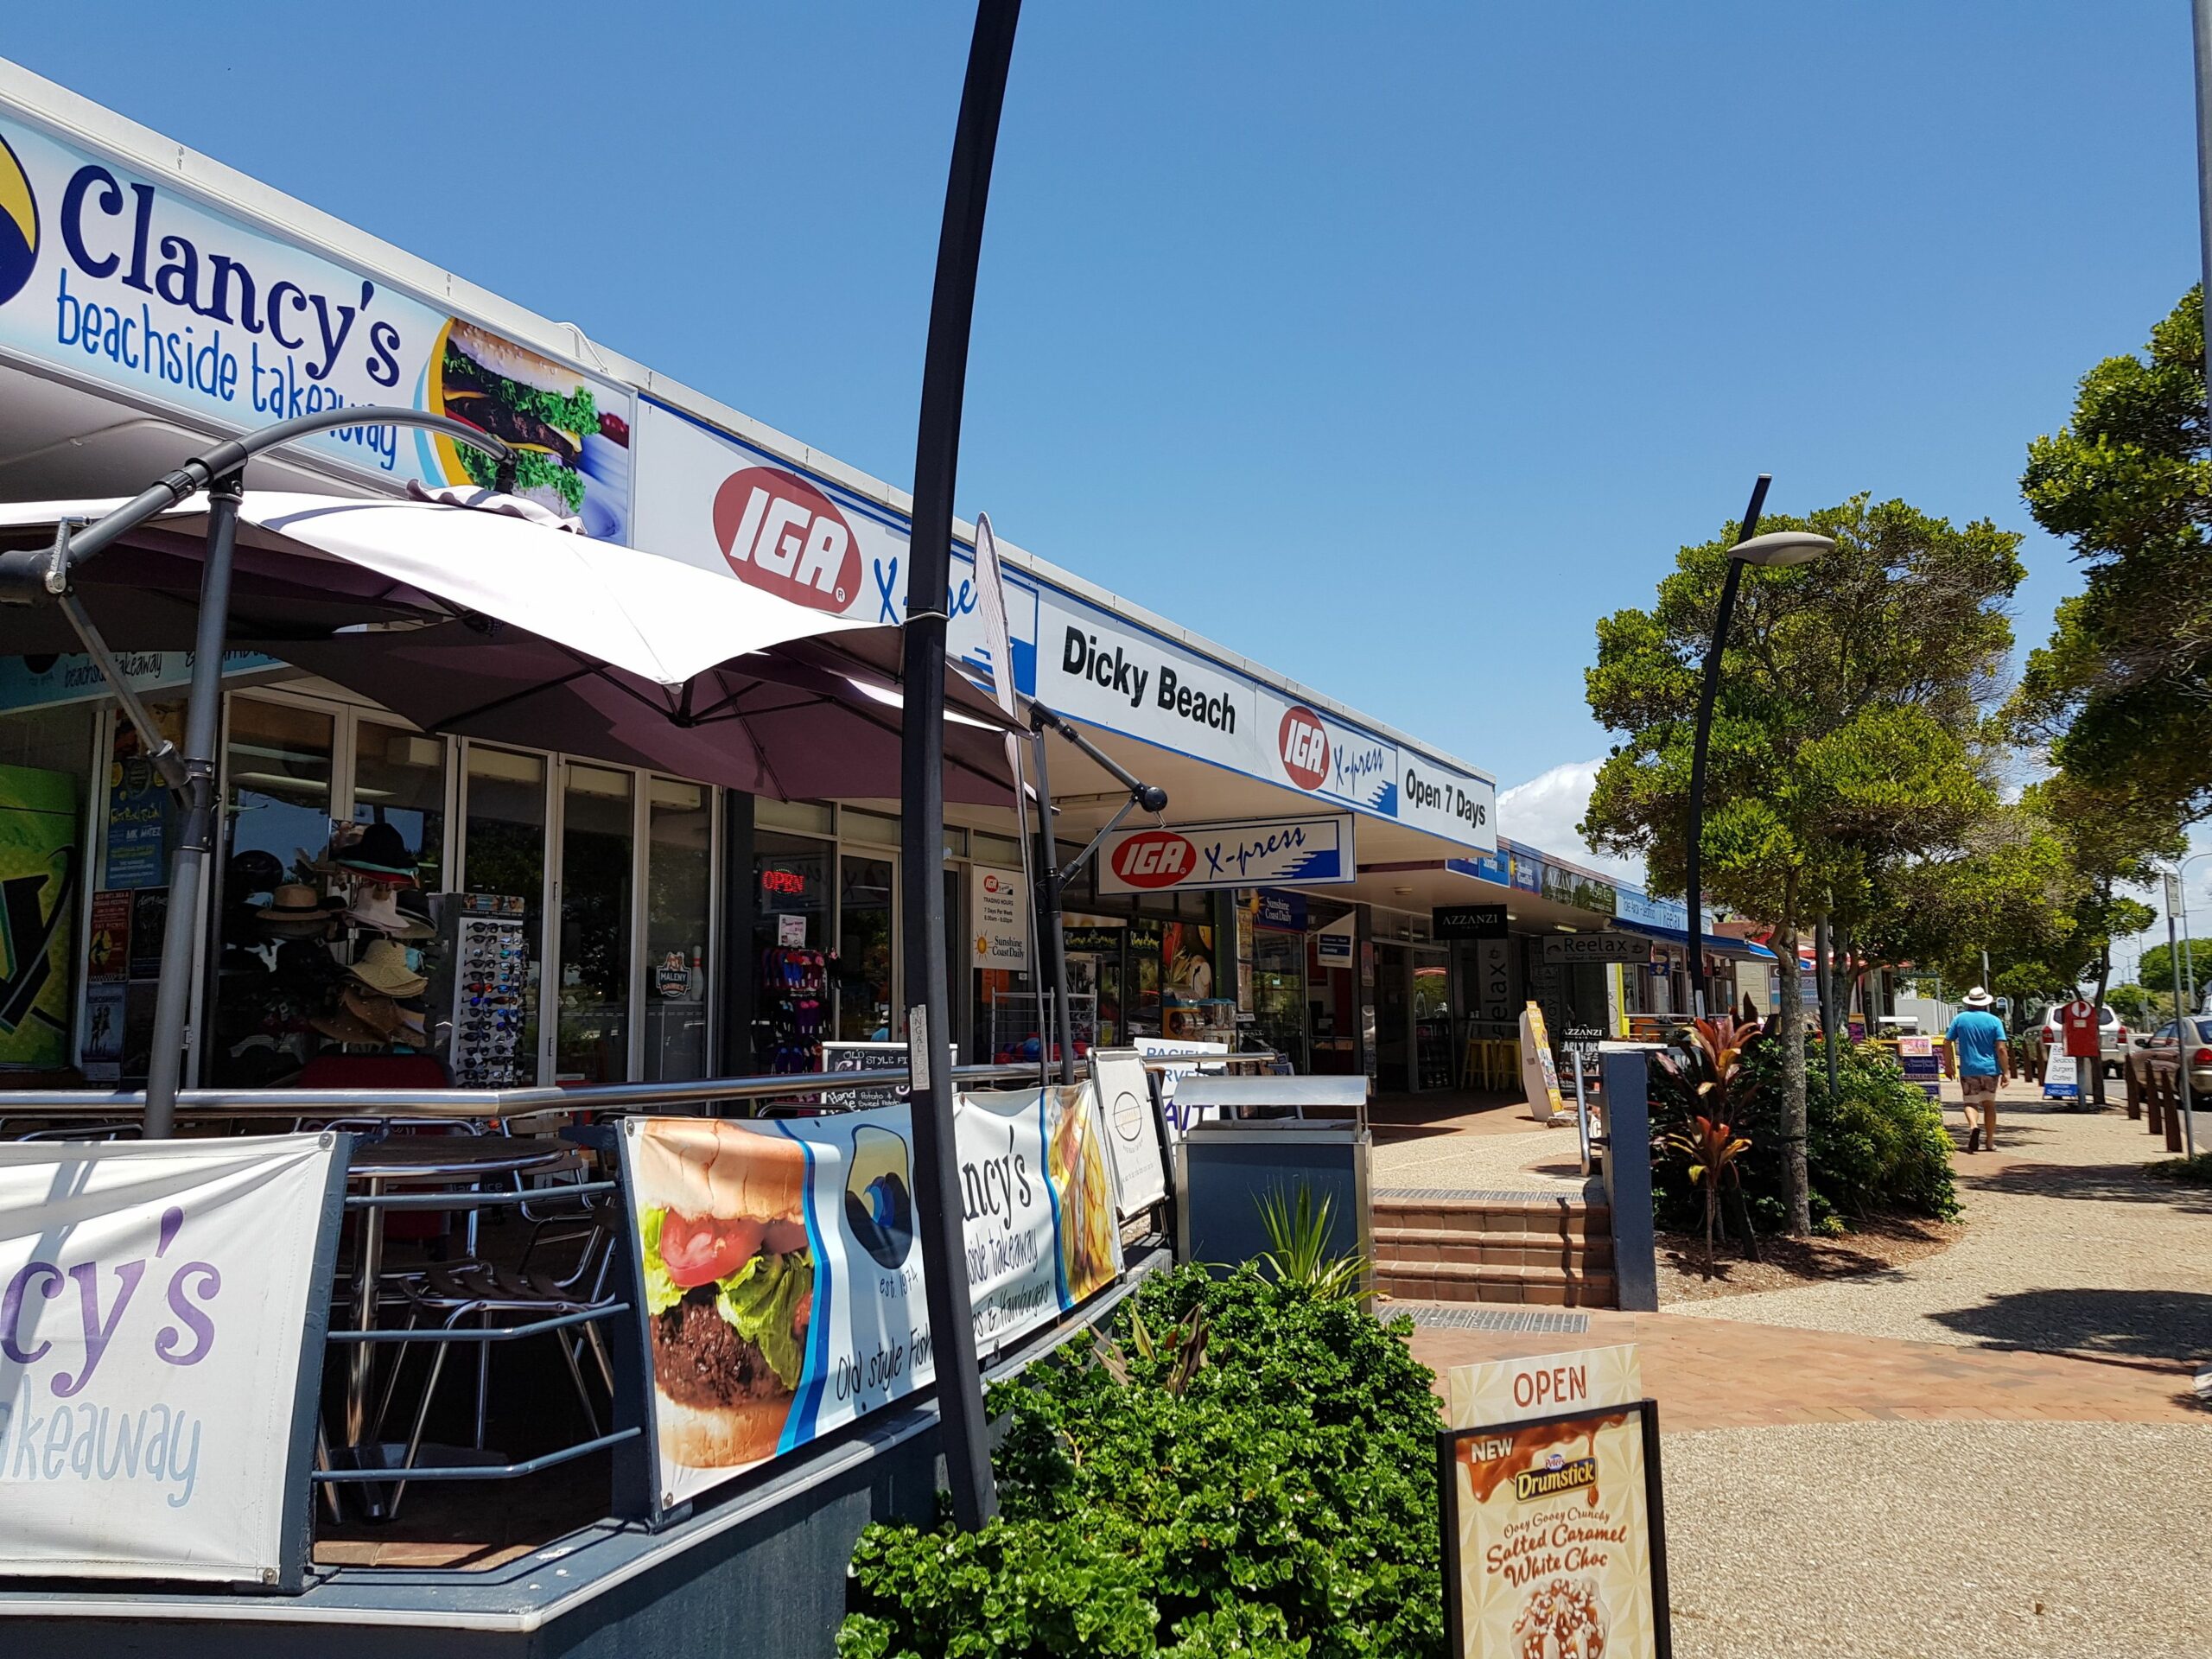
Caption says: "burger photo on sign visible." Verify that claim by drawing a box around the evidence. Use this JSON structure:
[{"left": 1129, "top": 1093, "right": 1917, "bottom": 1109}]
[
  {"left": 632, "top": 1122, "right": 816, "bottom": 1469},
  {"left": 430, "top": 321, "right": 628, "bottom": 524}
]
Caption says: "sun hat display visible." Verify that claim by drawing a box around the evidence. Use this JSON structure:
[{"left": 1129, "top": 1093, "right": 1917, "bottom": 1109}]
[
  {"left": 390, "top": 887, "right": 436, "bottom": 942},
  {"left": 348, "top": 936, "right": 427, "bottom": 997},
  {"left": 1962, "top": 987, "right": 1994, "bottom": 1009},
  {"left": 340, "top": 984, "right": 405, "bottom": 1039},
  {"left": 226, "top": 849, "right": 284, "bottom": 897},
  {"left": 311, "top": 1005, "right": 391, "bottom": 1047},
  {"left": 334, "top": 821, "right": 418, "bottom": 884},
  {"left": 257, "top": 882, "right": 339, "bottom": 930},
  {"left": 346, "top": 885, "right": 410, "bottom": 935}
]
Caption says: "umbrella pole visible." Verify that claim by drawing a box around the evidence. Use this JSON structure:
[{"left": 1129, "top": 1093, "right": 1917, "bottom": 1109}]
[
  {"left": 143, "top": 471, "right": 244, "bottom": 1140},
  {"left": 898, "top": 0, "right": 1021, "bottom": 1532},
  {"left": 1027, "top": 725, "right": 1076, "bottom": 1087}
]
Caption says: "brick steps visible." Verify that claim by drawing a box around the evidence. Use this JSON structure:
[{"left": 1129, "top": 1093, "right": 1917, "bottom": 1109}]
[{"left": 1372, "top": 1193, "right": 1618, "bottom": 1308}]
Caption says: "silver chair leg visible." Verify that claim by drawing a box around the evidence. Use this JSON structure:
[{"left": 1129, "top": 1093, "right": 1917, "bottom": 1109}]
[
  {"left": 473, "top": 1311, "right": 492, "bottom": 1452},
  {"left": 556, "top": 1325, "right": 601, "bottom": 1439},
  {"left": 388, "top": 1339, "right": 454, "bottom": 1522}
]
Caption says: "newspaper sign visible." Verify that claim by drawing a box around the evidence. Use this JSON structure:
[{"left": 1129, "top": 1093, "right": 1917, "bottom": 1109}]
[
  {"left": 0, "top": 1134, "right": 344, "bottom": 1585},
  {"left": 1090, "top": 1047, "right": 1168, "bottom": 1216}
]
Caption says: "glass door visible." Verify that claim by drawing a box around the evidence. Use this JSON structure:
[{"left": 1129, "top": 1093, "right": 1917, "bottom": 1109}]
[
  {"left": 461, "top": 745, "right": 550, "bottom": 1079},
  {"left": 642, "top": 777, "right": 714, "bottom": 1081},
  {"left": 836, "top": 854, "right": 893, "bottom": 1040},
  {"left": 556, "top": 763, "right": 634, "bottom": 1084}
]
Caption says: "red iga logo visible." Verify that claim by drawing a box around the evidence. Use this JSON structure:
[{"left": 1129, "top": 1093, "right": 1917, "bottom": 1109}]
[
  {"left": 712, "top": 467, "right": 861, "bottom": 613},
  {"left": 1278, "top": 705, "right": 1330, "bottom": 791},
  {"left": 982, "top": 873, "right": 1006, "bottom": 894},
  {"left": 1110, "top": 830, "right": 1195, "bottom": 889}
]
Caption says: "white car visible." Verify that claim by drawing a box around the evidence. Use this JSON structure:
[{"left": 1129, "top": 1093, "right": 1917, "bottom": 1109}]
[{"left": 2039, "top": 1005, "right": 2131, "bottom": 1079}]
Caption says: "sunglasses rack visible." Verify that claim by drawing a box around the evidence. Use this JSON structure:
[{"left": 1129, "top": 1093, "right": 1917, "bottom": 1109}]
[{"left": 433, "top": 899, "right": 531, "bottom": 1087}]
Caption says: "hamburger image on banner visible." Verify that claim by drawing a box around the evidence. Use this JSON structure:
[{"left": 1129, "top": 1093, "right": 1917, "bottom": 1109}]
[
  {"left": 631, "top": 1119, "right": 817, "bottom": 1472},
  {"left": 425, "top": 320, "right": 632, "bottom": 531}
]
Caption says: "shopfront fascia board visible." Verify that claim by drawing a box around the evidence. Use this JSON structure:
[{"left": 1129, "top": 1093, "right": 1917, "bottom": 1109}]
[{"left": 0, "top": 54, "right": 1497, "bottom": 858}]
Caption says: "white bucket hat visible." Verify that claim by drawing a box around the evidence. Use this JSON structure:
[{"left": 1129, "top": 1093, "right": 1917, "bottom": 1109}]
[{"left": 1961, "top": 987, "right": 1994, "bottom": 1009}]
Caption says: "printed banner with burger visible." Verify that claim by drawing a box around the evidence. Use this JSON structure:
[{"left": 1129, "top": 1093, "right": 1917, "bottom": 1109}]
[
  {"left": 1443, "top": 1402, "right": 1669, "bottom": 1659},
  {"left": 621, "top": 1084, "right": 1121, "bottom": 1511}
]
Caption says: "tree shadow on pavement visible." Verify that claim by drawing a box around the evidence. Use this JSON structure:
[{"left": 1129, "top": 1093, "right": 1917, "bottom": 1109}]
[
  {"left": 1958, "top": 1161, "right": 2212, "bottom": 1214},
  {"left": 1929, "top": 1287, "right": 2212, "bottom": 1363}
]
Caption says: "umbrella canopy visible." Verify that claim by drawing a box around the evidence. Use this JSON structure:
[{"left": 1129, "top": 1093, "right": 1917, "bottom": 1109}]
[
  {"left": 0, "top": 491, "right": 1018, "bottom": 802},
  {"left": 278, "top": 625, "right": 1020, "bottom": 804}
]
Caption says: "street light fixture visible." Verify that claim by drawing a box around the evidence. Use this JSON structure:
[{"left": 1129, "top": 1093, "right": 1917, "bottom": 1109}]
[{"left": 1685, "top": 478, "right": 1837, "bottom": 1017}]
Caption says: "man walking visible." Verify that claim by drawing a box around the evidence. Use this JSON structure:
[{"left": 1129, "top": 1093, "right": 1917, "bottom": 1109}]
[{"left": 1945, "top": 988, "right": 2011, "bottom": 1153}]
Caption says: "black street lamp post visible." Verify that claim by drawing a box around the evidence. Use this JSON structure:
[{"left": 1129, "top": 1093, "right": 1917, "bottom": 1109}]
[
  {"left": 1683, "top": 477, "right": 1833, "bottom": 1018},
  {"left": 898, "top": 0, "right": 1024, "bottom": 1532}
]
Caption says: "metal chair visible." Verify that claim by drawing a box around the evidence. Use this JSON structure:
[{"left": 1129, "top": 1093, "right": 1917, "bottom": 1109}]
[{"left": 367, "top": 1219, "right": 620, "bottom": 1517}]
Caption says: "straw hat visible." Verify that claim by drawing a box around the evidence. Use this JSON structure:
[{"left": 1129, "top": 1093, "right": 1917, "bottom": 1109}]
[
  {"left": 340, "top": 984, "right": 405, "bottom": 1039},
  {"left": 257, "top": 882, "right": 339, "bottom": 931},
  {"left": 1962, "top": 986, "right": 1994, "bottom": 1009},
  {"left": 311, "top": 1006, "right": 391, "bottom": 1047},
  {"left": 348, "top": 937, "right": 427, "bottom": 997}
]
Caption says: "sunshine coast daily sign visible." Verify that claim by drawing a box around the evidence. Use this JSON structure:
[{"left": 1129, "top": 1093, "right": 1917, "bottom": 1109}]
[
  {"left": 0, "top": 1135, "right": 343, "bottom": 1584},
  {"left": 621, "top": 1084, "right": 1121, "bottom": 1515}
]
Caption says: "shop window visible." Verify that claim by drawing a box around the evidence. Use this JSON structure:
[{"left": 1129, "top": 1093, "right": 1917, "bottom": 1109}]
[
  {"left": 353, "top": 723, "right": 446, "bottom": 889},
  {"left": 842, "top": 807, "right": 899, "bottom": 848},
  {"left": 463, "top": 746, "right": 548, "bottom": 1071},
  {"left": 837, "top": 855, "right": 893, "bottom": 1040},
  {"left": 643, "top": 777, "right": 713, "bottom": 1082},
  {"left": 1251, "top": 928, "right": 1306, "bottom": 1071},
  {"left": 754, "top": 831, "right": 830, "bottom": 1071},
  {"left": 971, "top": 831, "right": 1022, "bottom": 868},
  {"left": 556, "top": 763, "right": 633, "bottom": 1084},
  {"left": 757, "top": 798, "right": 834, "bottom": 836},
  {"left": 209, "top": 699, "right": 335, "bottom": 1088}
]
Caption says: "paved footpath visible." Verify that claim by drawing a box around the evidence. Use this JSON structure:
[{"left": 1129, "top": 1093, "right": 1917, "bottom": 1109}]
[{"left": 1400, "top": 1080, "right": 2212, "bottom": 1657}]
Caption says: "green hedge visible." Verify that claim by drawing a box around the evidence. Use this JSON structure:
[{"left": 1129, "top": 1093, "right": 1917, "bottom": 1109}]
[
  {"left": 838, "top": 1264, "right": 1446, "bottom": 1659},
  {"left": 1649, "top": 1035, "right": 1959, "bottom": 1233}
]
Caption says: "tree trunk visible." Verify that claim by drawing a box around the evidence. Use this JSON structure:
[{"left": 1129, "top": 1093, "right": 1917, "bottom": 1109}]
[{"left": 1775, "top": 874, "right": 1813, "bottom": 1236}]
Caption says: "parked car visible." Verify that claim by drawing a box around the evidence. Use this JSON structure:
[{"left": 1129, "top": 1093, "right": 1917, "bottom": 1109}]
[
  {"left": 2132, "top": 1018, "right": 2212, "bottom": 1098},
  {"left": 2039, "top": 1004, "right": 2132, "bottom": 1079}
]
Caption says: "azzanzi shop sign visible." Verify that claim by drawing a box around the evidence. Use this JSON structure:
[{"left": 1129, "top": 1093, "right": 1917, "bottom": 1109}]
[{"left": 1097, "top": 813, "right": 1355, "bottom": 895}]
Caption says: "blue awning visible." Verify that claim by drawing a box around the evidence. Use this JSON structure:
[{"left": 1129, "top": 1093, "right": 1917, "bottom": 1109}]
[{"left": 1612, "top": 918, "right": 1777, "bottom": 961}]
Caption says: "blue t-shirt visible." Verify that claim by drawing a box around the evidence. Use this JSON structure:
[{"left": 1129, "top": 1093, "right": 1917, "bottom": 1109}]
[{"left": 1946, "top": 1009, "right": 2006, "bottom": 1077}]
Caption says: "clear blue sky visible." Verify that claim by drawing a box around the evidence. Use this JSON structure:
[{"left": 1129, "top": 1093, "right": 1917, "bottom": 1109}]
[{"left": 4, "top": 4, "right": 2201, "bottom": 829}]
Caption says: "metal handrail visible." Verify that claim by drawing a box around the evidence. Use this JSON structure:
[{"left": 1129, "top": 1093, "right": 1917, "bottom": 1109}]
[
  {"left": 0, "top": 1060, "right": 1052, "bottom": 1122},
  {"left": 309, "top": 1427, "right": 639, "bottom": 1483}
]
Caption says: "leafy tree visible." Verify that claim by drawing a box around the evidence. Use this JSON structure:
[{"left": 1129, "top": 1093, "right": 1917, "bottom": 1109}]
[
  {"left": 2139, "top": 937, "right": 2212, "bottom": 998},
  {"left": 1849, "top": 804, "right": 2075, "bottom": 994},
  {"left": 1584, "top": 494, "right": 2023, "bottom": 1231},
  {"left": 2017, "top": 287, "right": 2212, "bottom": 823},
  {"left": 2105, "top": 982, "right": 2165, "bottom": 1027}
]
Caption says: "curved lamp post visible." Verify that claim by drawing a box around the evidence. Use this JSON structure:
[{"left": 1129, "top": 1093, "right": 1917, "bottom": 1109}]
[{"left": 1683, "top": 478, "right": 1834, "bottom": 1017}]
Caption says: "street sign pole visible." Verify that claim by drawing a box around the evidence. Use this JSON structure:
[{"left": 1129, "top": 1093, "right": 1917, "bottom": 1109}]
[{"left": 2167, "top": 871, "right": 2196, "bottom": 1157}]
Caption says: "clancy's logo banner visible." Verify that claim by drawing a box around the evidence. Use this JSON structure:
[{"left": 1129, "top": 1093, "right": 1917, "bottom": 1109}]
[
  {"left": 0, "top": 116, "right": 633, "bottom": 539},
  {"left": 0, "top": 1134, "right": 344, "bottom": 1586},
  {"left": 621, "top": 1084, "right": 1120, "bottom": 1514}
]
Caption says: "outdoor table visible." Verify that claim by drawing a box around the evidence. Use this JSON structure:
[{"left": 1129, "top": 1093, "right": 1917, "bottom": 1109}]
[{"left": 337, "top": 1135, "right": 577, "bottom": 1471}]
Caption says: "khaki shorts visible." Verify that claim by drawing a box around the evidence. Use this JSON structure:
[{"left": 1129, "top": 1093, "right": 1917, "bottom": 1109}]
[{"left": 1960, "top": 1074, "right": 2000, "bottom": 1103}]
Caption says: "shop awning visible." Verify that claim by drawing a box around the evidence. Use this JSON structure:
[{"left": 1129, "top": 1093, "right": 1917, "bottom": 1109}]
[
  {"left": 0, "top": 493, "right": 1023, "bottom": 802},
  {"left": 1612, "top": 918, "right": 1777, "bottom": 961}
]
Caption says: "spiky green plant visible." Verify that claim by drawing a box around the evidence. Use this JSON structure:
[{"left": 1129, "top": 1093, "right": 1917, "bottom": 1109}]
[{"left": 1255, "top": 1183, "right": 1368, "bottom": 1301}]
